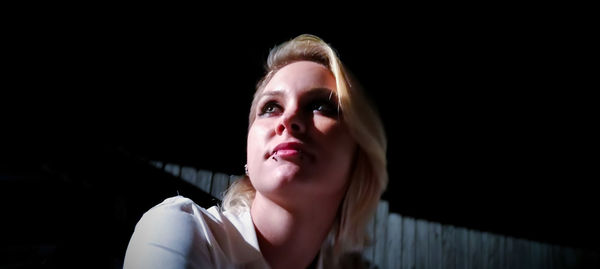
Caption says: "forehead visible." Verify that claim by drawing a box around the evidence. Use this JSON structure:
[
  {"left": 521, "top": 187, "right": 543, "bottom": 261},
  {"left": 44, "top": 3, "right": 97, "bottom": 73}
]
[{"left": 264, "top": 61, "right": 337, "bottom": 95}]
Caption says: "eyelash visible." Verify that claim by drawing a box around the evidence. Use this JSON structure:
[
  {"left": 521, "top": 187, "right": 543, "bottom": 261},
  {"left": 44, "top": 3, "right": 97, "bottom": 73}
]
[
  {"left": 259, "top": 101, "right": 282, "bottom": 115},
  {"left": 310, "top": 99, "right": 338, "bottom": 115}
]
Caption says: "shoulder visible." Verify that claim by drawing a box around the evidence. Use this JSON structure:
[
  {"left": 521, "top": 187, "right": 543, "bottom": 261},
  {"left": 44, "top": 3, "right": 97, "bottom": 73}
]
[
  {"left": 140, "top": 196, "right": 251, "bottom": 243},
  {"left": 124, "top": 196, "right": 265, "bottom": 269},
  {"left": 143, "top": 195, "right": 217, "bottom": 222},
  {"left": 123, "top": 196, "right": 216, "bottom": 268},
  {"left": 135, "top": 195, "right": 225, "bottom": 244}
]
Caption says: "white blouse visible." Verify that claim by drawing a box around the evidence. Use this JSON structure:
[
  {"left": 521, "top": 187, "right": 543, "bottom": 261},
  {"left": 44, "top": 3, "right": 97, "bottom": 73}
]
[{"left": 123, "top": 196, "right": 270, "bottom": 269}]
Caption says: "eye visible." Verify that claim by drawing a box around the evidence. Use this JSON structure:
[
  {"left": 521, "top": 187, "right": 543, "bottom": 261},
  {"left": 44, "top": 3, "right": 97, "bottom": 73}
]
[
  {"left": 310, "top": 99, "right": 338, "bottom": 116},
  {"left": 259, "top": 101, "right": 282, "bottom": 116}
]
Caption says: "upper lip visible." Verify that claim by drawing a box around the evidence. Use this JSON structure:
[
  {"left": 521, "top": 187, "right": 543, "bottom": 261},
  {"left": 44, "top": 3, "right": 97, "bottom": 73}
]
[{"left": 270, "top": 142, "right": 307, "bottom": 157}]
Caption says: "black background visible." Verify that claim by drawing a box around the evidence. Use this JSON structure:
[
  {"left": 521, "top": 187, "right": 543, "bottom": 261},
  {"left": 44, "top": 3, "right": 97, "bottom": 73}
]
[{"left": 2, "top": 6, "right": 597, "bottom": 266}]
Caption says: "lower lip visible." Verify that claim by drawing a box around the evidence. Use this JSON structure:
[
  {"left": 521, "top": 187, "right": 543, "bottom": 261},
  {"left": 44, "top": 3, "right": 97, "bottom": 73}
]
[{"left": 273, "top": 149, "right": 301, "bottom": 157}]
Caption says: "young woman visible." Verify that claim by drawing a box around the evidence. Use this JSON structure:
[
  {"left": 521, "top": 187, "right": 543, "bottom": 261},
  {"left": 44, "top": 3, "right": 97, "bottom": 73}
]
[{"left": 124, "top": 34, "right": 388, "bottom": 269}]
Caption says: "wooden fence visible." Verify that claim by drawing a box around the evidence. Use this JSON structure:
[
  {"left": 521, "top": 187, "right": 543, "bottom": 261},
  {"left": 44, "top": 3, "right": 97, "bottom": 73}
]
[{"left": 152, "top": 161, "right": 599, "bottom": 269}]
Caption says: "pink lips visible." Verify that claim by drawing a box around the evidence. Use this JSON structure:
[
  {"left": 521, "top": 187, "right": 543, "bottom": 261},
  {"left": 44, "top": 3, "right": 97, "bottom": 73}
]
[{"left": 271, "top": 142, "right": 305, "bottom": 158}]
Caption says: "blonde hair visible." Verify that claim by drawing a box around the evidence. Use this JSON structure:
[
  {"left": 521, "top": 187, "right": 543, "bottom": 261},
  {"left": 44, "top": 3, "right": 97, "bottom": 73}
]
[{"left": 222, "top": 34, "right": 387, "bottom": 262}]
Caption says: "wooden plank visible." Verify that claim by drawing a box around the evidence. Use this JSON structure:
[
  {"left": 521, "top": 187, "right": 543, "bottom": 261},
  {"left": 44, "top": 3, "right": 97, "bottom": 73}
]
[
  {"left": 469, "top": 229, "right": 483, "bottom": 269},
  {"left": 512, "top": 238, "right": 523, "bottom": 269},
  {"left": 480, "top": 232, "right": 489, "bottom": 269},
  {"left": 563, "top": 247, "right": 576, "bottom": 269},
  {"left": 557, "top": 245, "right": 567, "bottom": 269},
  {"left": 551, "top": 244, "right": 563, "bottom": 269},
  {"left": 362, "top": 213, "right": 375, "bottom": 264},
  {"left": 497, "top": 236, "right": 505, "bottom": 269},
  {"left": 547, "top": 244, "right": 555, "bottom": 269},
  {"left": 455, "top": 227, "right": 468, "bottom": 269},
  {"left": 516, "top": 238, "right": 530, "bottom": 269},
  {"left": 538, "top": 242, "right": 548, "bottom": 269},
  {"left": 531, "top": 241, "right": 541, "bottom": 269},
  {"left": 228, "top": 174, "right": 240, "bottom": 188},
  {"left": 195, "top": 169, "right": 212, "bottom": 194},
  {"left": 541, "top": 242, "right": 551, "bottom": 269},
  {"left": 485, "top": 232, "right": 501, "bottom": 269},
  {"left": 180, "top": 166, "right": 196, "bottom": 185},
  {"left": 415, "top": 219, "right": 428, "bottom": 269},
  {"left": 149, "top": 160, "right": 163, "bottom": 169},
  {"left": 210, "top": 172, "right": 229, "bottom": 199},
  {"left": 554, "top": 244, "right": 564, "bottom": 269},
  {"left": 400, "top": 216, "right": 415, "bottom": 269},
  {"left": 428, "top": 222, "right": 442, "bottom": 269},
  {"left": 523, "top": 239, "right": 532, "bottom": 269},
  {"left": 374, "top": 201, "right": 389, "bottom": 268},
  {"left": 386, "top": 213, "right": 403, "bottom": 269},
  {"left": 442, "top": 225, "right": 456, "bottom": 269},
  {"left": 164, "top": 163, "right": 180, "bottom": 177},
  {"left": 505, "top": 236, "right": 516, "bottom": 269}
]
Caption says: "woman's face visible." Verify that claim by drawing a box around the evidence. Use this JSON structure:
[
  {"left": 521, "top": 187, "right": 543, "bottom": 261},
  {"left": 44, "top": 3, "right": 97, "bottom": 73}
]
[{"left": 247, "top": 61, "right": 356, "bottom": 204}]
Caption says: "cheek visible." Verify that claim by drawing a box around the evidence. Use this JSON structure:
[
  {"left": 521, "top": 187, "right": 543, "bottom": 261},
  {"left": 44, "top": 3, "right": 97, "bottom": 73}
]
[
  {"left": 315, "top": 118, "right": 349, "bottom": 144},
  {"left": 315, "top": 119, "right": 356, "bottom": 163},
  {"left": 317, "top": 125, "right": 356, "bottom": 194},
  {"left": 247, "top": 123, "right": 270, "bottom": 164},
  {"left": 332, "top": 132, "right": 356, "bottom": 166},
  {"left": 313, "top": 117, "right": 338, "bottom": 134},
  {"left": 246, "top": 127, "right": 260, "bottom": 161}
]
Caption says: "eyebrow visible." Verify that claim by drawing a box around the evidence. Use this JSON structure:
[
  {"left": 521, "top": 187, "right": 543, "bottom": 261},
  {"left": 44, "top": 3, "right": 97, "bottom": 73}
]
[
  {"left": 258, "top": 88, "right": 337, "bottom": 101},
  {"left": 258, "top": 90, "right": 284, "bottom": 100}
]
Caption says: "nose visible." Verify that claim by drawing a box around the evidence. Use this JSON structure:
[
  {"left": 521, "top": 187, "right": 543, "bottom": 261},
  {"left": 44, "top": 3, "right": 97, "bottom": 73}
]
[{"left": 276, "top": 108, "right": 306, "bottom": 135}]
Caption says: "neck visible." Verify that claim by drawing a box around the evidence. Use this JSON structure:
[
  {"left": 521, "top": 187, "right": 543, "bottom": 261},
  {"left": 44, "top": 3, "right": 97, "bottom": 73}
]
[{"left": 251, "top": 191, "right": 343, "bottom": 269}]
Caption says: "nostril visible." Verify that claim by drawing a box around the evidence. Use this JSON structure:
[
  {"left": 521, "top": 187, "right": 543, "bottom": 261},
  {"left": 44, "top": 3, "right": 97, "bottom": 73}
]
[{"left": 291, "top": 123, "right": 301, "bottom": 131}]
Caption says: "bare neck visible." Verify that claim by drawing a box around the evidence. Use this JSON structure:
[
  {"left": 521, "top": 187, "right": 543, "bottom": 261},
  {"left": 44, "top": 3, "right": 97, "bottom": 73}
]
[{"left": 250, "top": 191, "right": 343, "bottom": 269}]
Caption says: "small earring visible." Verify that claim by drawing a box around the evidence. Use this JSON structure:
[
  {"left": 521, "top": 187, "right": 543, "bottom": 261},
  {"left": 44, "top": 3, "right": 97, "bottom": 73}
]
[{"left": 244, "top": 164, "right": 249, "bottom": 176}]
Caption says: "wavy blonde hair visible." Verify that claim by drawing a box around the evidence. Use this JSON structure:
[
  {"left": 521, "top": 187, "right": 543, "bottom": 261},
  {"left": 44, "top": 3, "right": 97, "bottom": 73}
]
[{"left": 222, "top": 34, "right": 387, "bottom": 262}]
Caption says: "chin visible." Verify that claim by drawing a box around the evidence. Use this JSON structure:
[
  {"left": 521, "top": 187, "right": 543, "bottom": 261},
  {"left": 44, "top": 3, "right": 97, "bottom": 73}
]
[
  {"left": 272, "top": 165, "right": 303, "bottom": 185},
  {"left": 251, "top": 163, "right": 310, "bottom": 196},
  {"left": 255, "top": 168, "right": 309, "bottom": 205}
]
